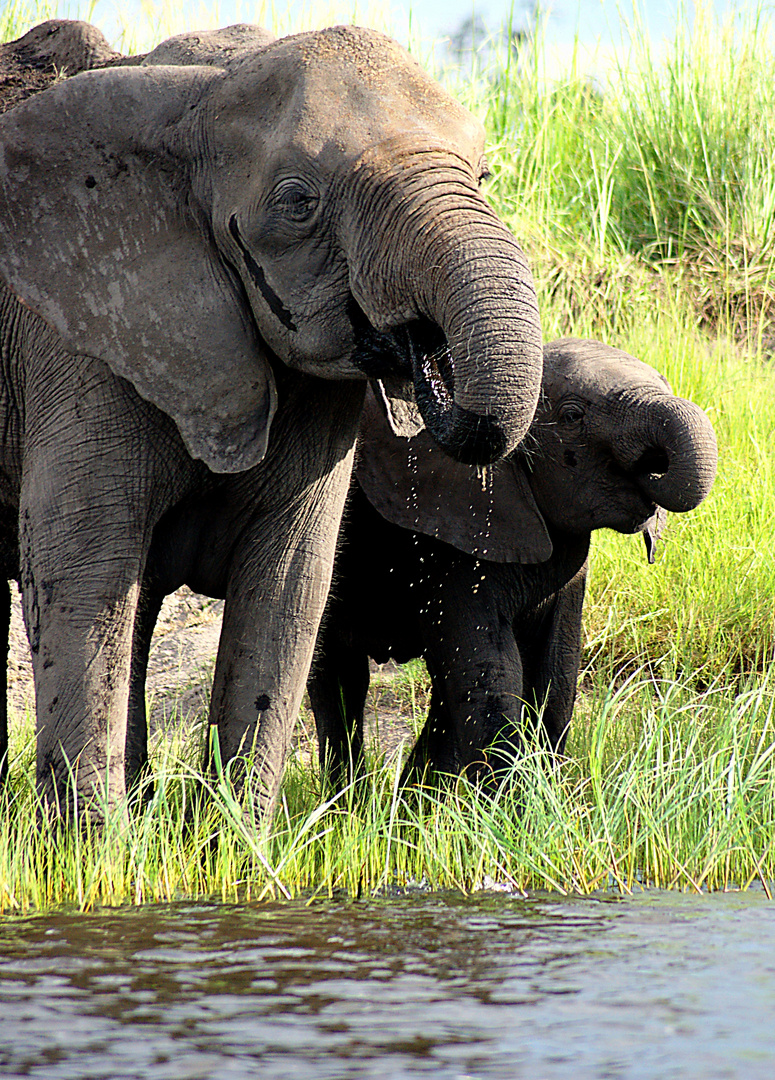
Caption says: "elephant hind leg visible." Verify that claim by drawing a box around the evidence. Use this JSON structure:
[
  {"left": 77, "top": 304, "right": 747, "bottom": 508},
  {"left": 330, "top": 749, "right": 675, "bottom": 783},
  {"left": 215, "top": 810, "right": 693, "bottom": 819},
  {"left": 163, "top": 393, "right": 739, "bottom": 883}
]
[
  {"left": 308, "top": 636, "right": 370, "bottom": 792},
  {"left": 125, "top": 582, "right": 166, "bottom": 801}
]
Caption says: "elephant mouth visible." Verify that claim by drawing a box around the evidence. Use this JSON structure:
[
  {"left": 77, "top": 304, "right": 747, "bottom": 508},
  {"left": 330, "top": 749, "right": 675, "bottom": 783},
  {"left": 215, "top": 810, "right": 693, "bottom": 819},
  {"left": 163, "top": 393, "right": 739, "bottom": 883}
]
[
  {"left": 347, "top": 300, "right": 507, "bottom": 463},
  {"left": 602, "top": 483, "right": 660, "bottom": 538},
  {"left": 619, "top": 502, "right": 659, "bottom": 535},
  {"left": 401, "top": 317, "right": 508, "bottom": 465},
  {"left": 638, "top": 505, "right": 668, "bottom": 564},
  {"left": 401, "top": 317, "right": 455, "bottom": 410},
  {"left": 348, "top": 300, "right": 452, "bottom": 392}
]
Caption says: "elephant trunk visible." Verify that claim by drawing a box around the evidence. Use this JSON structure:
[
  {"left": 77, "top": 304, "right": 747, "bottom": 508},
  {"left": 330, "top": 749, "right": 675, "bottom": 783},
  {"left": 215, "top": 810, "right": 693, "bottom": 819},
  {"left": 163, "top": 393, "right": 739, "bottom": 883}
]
[
  {"left": 614, "top": 394, "right": 718, "bottom": 513},
  {"left": 347, "top": 158, "right": 543, "bottom": 464}
]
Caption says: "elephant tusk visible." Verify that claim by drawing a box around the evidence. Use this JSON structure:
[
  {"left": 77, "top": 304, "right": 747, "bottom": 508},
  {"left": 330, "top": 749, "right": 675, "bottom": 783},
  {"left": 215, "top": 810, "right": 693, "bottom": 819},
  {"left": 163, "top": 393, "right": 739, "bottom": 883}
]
[{"left": 643, "top": 506, "right": 668, "bottom": 564}]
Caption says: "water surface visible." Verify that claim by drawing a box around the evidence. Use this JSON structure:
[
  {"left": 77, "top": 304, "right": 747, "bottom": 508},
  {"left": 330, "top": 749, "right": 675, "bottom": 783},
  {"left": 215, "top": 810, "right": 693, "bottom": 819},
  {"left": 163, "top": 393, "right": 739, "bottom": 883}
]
[{"left": 1, "top": 888, "right": 773, "bottom": 1078}]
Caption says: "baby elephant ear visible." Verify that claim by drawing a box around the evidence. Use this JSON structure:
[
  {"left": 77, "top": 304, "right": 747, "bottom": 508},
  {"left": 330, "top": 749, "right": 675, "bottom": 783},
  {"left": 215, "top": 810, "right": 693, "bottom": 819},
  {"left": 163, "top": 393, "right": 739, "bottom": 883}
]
[
  {"left": 0, "top": 67, "right": 276, "bottom": 474},
  {"left": 369, "top": 376, "right": 425, "bottom": 438},
  {"left": 355, "top": 390, "right": 552, "bottom": 563}
]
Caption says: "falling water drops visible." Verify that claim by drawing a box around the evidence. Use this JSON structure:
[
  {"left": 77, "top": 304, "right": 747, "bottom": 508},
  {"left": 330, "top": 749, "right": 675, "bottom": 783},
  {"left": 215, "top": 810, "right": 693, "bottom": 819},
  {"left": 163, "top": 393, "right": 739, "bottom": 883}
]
[
  {"left": 483, "top": 462, "right": 494, "bottom": 557},
  {"left": 407, "top": 442, "right": 420, "bottom": 531}
]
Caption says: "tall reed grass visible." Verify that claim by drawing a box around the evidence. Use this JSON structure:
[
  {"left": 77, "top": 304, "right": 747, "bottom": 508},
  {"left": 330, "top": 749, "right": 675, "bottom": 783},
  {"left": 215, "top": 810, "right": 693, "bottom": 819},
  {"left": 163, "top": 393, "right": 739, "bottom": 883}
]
[
  {"left": 2, "top": 664, "right": 773, "bottom": 912},
  {"left": 1, "top": 2, "right": 773, "bottom": 905}
]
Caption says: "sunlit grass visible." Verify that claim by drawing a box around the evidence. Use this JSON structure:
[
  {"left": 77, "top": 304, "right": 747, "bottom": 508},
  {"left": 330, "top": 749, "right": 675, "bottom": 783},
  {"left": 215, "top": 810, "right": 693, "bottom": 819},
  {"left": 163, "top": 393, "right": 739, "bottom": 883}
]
[
  {"left": 478, "top": 2, "right": 775, "bottom": 336},
  {"left": 2, "top": 663, "right": 774, "bottom": 912},
  {"left": 579, "top": 321, "right": 775, "bottom": 682}
]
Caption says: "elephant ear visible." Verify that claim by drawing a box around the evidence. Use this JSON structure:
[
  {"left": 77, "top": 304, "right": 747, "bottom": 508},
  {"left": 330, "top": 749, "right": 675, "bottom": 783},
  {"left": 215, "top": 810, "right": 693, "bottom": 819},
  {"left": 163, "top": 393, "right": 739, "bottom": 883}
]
[
  {"left": 355, "top": 390, "right": 552, "bottom": 563},
  {"left": 369, "top": 376, "right": 425, "bottom": 438},
  {"left": 0, "top": 66, "right": 276, "bottom": 474}
]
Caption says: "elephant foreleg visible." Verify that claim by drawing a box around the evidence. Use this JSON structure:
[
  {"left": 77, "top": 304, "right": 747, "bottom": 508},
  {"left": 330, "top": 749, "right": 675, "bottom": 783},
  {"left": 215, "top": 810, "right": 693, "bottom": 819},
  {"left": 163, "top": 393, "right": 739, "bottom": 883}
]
[
  {"left": 416, "top": 568, "right": 525, "bottom": 783},
  {"left": 517, "top": 561, "right": 588, "bottom": 754},
  {"left": 18, "top": 357, "right": 176, "bottom": 819},
  {"left": 207, "top": 380, "right": 364, "bottom": 821},
  {"left": 400, "top": 684, "right": 459, "bottom": 784},
  {"left": 208, "top": 484, "right": 355, "bottom": 816},
  {"left": 20, "top": 500, "right": 145, "bottom": 818}
]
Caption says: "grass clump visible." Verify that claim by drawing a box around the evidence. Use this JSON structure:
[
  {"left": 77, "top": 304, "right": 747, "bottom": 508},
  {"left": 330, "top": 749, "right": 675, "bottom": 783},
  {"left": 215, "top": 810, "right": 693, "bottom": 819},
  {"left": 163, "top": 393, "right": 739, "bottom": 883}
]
[
  {"left": 476, "top": 2, "right": 775, "bottom": 339},
  {"left": 2, "top": 666, "right": 774, "bottom": 912}
]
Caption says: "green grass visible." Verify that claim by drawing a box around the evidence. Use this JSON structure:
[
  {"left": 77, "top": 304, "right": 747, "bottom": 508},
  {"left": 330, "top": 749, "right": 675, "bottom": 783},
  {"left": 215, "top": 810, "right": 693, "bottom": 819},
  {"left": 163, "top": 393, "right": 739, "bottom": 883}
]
[
  {"left": 580, "top": 323, "right": 775, "bottom": 682},
  {"left": 2, "top": 664, "right": 774, "bottom": 911},
  {"left": 1, "top": 2, "right": 774, "bottom": 905},
  {"left": 476, "top": 3, "right": 775, "bottom": 324}
]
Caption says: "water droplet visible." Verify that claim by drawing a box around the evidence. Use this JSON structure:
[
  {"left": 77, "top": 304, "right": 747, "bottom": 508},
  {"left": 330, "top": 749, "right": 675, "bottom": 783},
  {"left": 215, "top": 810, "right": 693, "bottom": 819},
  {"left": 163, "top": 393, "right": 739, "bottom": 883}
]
[{"left": 407, "top": 443, "right": 420, "bottom": 531}]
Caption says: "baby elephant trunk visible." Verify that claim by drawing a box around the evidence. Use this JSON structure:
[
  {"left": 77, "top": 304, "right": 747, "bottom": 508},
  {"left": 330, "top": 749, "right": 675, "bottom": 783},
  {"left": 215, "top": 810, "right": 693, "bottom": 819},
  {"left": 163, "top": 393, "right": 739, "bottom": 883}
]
[{"left": 617, "top": 394, "right": 718, "bottom": 513}]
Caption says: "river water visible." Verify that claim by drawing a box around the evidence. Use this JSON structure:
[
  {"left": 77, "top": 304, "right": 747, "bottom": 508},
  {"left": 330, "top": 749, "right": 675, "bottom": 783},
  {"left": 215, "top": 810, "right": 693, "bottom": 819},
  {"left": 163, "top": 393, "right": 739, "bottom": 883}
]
[{"left": 1, "top": 888, "right": 773, "bottom": 1078}]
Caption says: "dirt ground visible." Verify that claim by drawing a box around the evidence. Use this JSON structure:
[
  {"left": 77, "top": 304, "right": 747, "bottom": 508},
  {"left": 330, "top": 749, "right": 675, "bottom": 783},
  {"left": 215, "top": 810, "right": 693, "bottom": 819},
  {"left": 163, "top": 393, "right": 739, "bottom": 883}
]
[{"left": 7, "top": 584, "right": 415, "bottom": 760}]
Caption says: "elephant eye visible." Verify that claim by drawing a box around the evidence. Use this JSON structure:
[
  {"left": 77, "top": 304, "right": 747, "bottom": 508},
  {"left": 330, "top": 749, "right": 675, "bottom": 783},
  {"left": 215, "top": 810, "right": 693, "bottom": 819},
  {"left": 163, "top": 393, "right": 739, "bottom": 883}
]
[
  {"left": 558, "top": 402, "right": 585, "bottom": 425},
  {"left": 269, "top": 178, "right": 320, "bottom": 222}
]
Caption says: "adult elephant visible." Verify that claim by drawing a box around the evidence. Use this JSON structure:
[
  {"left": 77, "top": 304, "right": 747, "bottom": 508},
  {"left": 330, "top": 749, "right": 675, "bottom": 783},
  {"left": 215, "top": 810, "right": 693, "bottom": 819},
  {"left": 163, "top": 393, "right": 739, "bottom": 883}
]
[
  {"left": 0, "top": 18, "right": 277, "bottom": 107},
  {"left": 309, "top": 339, "right": 717, "bottom": 788},
  {"left": 0, "top": 25, "right": 542, "bottom": 816},
  {"left": 0, "top": 18, "right": 124, "bottom": 112}
]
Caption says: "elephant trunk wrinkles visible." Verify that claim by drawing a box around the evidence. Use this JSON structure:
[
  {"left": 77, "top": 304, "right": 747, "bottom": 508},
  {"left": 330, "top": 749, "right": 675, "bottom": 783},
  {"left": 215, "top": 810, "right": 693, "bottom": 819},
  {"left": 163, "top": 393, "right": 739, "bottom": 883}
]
[
  {"left": 614, "top": 394, "right": 718, "bottom": 513},
  {"left": 347, "top": 161, "right": 543, "bottom": 464}
]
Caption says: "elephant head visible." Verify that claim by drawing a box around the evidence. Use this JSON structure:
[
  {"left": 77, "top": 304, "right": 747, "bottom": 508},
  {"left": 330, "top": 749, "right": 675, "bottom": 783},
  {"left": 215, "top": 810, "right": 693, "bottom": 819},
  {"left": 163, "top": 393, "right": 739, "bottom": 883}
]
[
  {"left": 355, "top": 337, "right": 717, "bottom": 557},
  {"left": 0, "top": 25, "right": 542, "bottom": 471},
  {"left": 0, "top": 19, "right": 123, "bottom": 114},
  {"left": 141, "top": 24, "right": 277, "bottom": 67},
  {"left": 524, "top": 339, "right": 717, "bottom": 546},
  {"left": 0, "top": 18, "right": 121, "bottom": 75}
]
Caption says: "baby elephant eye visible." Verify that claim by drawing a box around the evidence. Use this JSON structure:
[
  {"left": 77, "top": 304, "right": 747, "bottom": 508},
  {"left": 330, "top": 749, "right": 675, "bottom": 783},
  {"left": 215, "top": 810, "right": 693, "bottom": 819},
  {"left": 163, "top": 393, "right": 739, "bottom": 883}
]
[
  {"left": 269, "top": 178, "right": 320, "bottom": 222},
  {"left": 558, "top": 402, "right": 585, "bottom": 425}
]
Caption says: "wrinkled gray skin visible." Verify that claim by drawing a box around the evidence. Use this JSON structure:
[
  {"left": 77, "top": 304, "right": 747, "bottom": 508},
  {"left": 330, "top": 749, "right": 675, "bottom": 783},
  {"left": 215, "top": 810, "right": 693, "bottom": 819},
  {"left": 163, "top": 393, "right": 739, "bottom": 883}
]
[
  {"left": 0, "top": 18, "right": 121, "bottom": 71},
  {"left": 309, "top": 339, "right": 718, "bottom": 788},
  {"left": 0, "top": 24, "right": 543, "bottom": 817}
]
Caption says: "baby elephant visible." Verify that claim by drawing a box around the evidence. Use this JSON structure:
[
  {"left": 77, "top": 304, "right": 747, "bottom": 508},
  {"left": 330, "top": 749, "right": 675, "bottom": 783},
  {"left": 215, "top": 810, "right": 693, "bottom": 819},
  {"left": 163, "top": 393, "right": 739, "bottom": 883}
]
[{"left": 309, "top": 338, "right": 717, "bottom": 786}]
